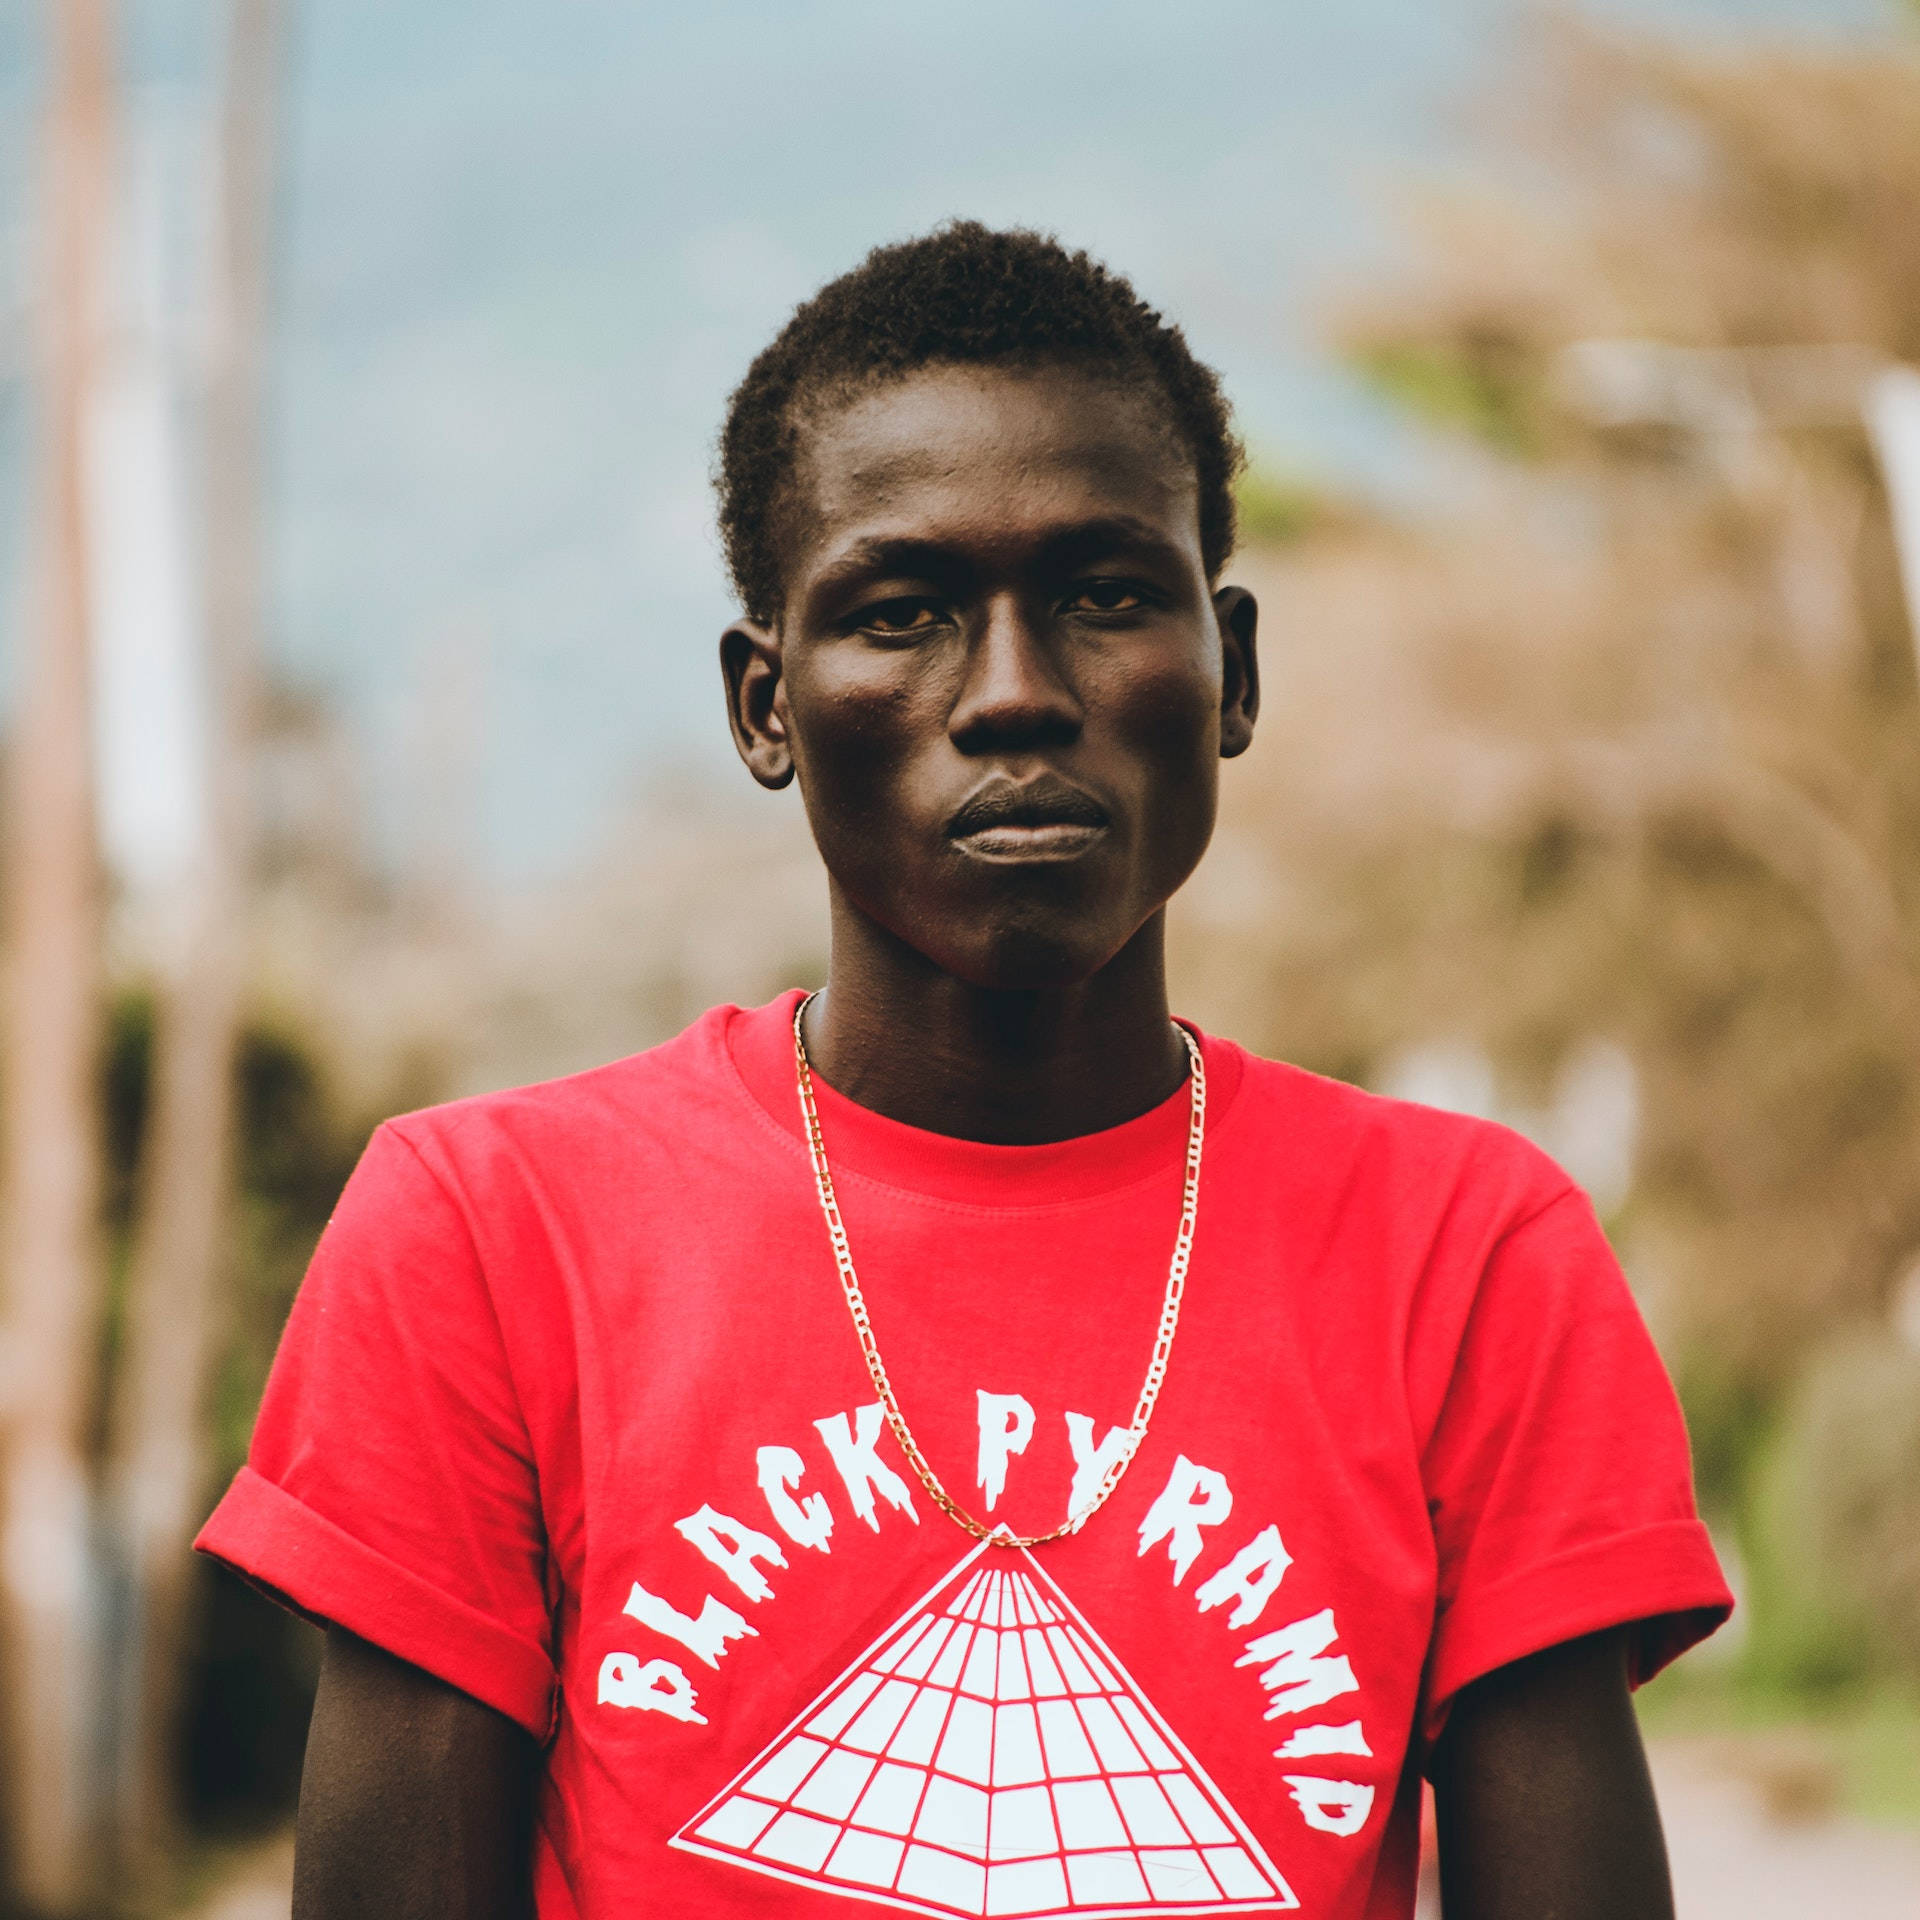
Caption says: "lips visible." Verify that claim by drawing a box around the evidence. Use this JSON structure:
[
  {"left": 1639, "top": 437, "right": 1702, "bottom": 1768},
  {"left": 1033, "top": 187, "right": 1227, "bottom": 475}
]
[{"left": 946, "top": 775, "right": 1110, "bottom": 857}]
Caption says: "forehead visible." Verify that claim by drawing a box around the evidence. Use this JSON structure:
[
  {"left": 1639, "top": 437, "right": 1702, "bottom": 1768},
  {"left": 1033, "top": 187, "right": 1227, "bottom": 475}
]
[{"left": 781, "top": 363, "right": 1201, "bottom": 589}]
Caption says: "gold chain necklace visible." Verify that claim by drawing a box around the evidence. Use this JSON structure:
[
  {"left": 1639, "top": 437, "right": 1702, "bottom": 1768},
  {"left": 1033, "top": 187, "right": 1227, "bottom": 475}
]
[{"left": 792, "top": 992, "right": 1206, "bottom": 1549}]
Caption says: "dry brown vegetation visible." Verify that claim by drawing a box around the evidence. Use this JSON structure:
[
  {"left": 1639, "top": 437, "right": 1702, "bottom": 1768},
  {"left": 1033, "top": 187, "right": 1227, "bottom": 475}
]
[{"left": 1192, "top": 15, "right": 1920, "bottom": 1684}]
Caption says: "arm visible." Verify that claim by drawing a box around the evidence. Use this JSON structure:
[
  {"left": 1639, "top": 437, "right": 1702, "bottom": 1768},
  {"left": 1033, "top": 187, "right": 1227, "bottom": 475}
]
[
  {"left": 293, "top": 1625, "right": 538, "bottom": 1920},
  {"left": 1432, "top": 1627, "right": 1674, "bottom": 1920}
]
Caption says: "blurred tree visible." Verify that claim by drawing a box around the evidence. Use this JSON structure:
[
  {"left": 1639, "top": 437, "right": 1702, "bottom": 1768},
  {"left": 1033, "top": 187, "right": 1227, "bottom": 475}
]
[
  {"left": 1182, "top": 14, "right": 1920, "bottom": 1685},
  {"left": 0, "top": 2, "right": 114, "bottom": 1910},
  {"left": 1749, "top": 1331, "right": 1920, "bottom": 1687},
  {"left": 100, "top": 991, "right": 363, "bottom": 1844}
]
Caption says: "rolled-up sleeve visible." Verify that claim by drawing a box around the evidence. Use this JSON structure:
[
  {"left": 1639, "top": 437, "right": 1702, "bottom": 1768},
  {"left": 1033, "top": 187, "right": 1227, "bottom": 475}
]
[
  {"left": 1418, "top": 1188, "right": 1732, "bottom": 1742},
  {"left": 196, "top": 1121, "right": 556, "bottom": 1739}
]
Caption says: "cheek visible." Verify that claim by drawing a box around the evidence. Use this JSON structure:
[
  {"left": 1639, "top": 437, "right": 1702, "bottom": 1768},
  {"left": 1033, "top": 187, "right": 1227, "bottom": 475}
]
[
  {"left": 786, "top": 667, "right": 932, "bottom": 847},
  {"left": 1112, "top": 652, "right": 1222, "bottom": 791},
  {"left": 1100, "top": 655, "right": 1223, "bottom": 894}
]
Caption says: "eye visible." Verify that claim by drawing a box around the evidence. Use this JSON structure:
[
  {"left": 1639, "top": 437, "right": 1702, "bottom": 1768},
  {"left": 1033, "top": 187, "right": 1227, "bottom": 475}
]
[
  {"left": 1065, "top": 578, "right": 1150, "bottom": 614},
  {"left": 853, "top": 596, "right": 945, "bottom": 638}
]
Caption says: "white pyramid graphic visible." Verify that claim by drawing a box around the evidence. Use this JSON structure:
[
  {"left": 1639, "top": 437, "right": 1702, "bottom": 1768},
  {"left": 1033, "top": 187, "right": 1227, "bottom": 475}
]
[{"left": 670, "top": 1540, "right": 1298, "bottom": 1917}]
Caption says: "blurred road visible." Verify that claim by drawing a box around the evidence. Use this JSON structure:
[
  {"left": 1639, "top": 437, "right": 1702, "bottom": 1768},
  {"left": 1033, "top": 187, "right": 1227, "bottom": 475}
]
[
  {"left": 1651, "top": 1742, "right": 1920, "bottom": 1920},
  {"left": 187, "top": 1745, "right": 1920, "bottom": 1919}
]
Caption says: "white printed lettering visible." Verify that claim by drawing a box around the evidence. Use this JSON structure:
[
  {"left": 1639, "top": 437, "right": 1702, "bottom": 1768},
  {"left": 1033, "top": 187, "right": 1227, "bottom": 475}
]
[
  {"left": 1136, "top": 1454, "right": 1233, "bottom": 1584},
  {"left": 597, "top": 1652, "right": 706, "bottom": 1724},
  {"left": 1194, "top": 1523, "right": 1293, "bottom": 1629},
  {"left": 1276, "top": 1721, "right": 1373, "bottom": 1759},
  {"left": 756, "top": 1445, "right": 833, "bottom": 1553},
  {"left": 622, "top": 1580, "right": 754, "bottom": 1669},
  {"left": 1238, "top": 1608, "right": 1360, "bottom": 1719},
  {"left": 1283, "top": 1775, "right": 1375, "bottom": 1837},
  {"left": 975, "top": 1392, "right": 1036, "bottom": 1512},
  {"left": 1062, "top": 1411, "right": 1134, "bottom": 1523},
  {"left": 674, "top": 1504, "right": 789, "bottom": 1603},
  {"left": 814, "top": 1403, "right": 919, "bottom": 1532}
]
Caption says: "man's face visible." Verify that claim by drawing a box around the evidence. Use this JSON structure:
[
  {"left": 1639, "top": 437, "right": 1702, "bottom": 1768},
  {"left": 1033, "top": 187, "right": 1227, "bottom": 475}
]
[{"left": 723, "top": 362, "right": 1258, "bottom": 989}]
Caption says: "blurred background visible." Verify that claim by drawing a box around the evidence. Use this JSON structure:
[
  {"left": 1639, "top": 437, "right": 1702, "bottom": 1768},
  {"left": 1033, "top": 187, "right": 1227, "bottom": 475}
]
[{"left": 1, "top": 0, "right": 1918, "bottom": 1914}]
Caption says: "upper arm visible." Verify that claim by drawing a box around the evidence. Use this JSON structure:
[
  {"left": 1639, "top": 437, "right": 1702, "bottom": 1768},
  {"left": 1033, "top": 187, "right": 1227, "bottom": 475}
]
[
  {"left": 294, "top": 1626, "right": 538, "bottom": 1920},
  {"left": 1431, "top": 1627, "right": 1673, "bottom": 1920}
]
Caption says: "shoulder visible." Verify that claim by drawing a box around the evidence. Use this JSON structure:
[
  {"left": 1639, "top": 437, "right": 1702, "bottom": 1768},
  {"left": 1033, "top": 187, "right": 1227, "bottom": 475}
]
[
  {"left": 1220, "top": 1042, "right": 1576, "bottom": 1236},
  {"left": 374, "top": 1002, "right": 751, "bottom": 1202}
]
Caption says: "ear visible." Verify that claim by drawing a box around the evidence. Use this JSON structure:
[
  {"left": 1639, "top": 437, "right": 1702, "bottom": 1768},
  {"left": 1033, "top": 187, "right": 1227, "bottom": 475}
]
[
  {"left": 720, "top": 618, "right": 794, "bottom": 789},
  {"left": 1212, "top": 584, "right": 1259, "bottom": 759}
]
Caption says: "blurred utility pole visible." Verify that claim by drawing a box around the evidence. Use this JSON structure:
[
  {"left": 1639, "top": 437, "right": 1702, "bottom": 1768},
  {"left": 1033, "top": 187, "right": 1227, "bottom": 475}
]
[
  {"left": 0, "top": 2, "right": 114, "bottom": 1912},
  {"left": 105, "top": 0, "right": 284, "bottom": 1864},
  {"left": 1864, "top": 367, "right": 1920, "bottom": 663}
]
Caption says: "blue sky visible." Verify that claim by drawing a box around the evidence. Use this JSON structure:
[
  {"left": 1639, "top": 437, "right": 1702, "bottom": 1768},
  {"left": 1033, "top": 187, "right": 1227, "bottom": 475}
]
[{"left": 0, "top": 0, "right": 1899, "bottom": 878}]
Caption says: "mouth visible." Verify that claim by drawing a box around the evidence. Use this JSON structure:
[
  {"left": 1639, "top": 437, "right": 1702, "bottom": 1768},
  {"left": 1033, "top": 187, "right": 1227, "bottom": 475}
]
[{"left": 945, "top": 775, "right": 1111, "bottom": 860}]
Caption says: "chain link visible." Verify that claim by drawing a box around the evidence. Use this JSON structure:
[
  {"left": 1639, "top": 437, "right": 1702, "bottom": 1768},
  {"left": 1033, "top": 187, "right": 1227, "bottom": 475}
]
[{"left": 792, "top": 992, "right": 1206, "bottom": 1550}]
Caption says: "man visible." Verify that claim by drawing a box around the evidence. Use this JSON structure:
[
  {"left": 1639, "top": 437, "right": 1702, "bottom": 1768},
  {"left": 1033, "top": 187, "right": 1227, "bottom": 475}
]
[{"left": 199, "top": 224, "right": 1731, "bottom": 1920}]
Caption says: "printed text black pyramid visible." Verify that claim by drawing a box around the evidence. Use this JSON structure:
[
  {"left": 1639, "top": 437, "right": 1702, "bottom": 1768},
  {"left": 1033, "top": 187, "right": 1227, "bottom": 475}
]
[{"left": 670, "top": 1541, "right": 1297, "bottom": 1916}]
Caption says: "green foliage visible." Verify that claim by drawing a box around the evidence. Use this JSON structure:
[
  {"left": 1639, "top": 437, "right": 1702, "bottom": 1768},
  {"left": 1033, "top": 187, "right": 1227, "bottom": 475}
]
[
  {"left": 1349, "top": 336, "right": 1542, "bottom": 458},
  {"left": 1743, "top": 1331, "right": 1920, "bottom": 1691},
  {"left": 98, "top": 992, "right": 368, "bottom": 1480},
  {"left": 1675, "top": 1356, "right": 1774, "bottom": 1519},
  {"left": 95, "top": 994, "right": 159, "bottom": 1462},
  {"left": 221, "top": 1024, "right": 369, "bottom": 1483},
  {"left": 1234, "top": 469, "right": 1332, "bottom": 548},
  {"left": 101, "top": 990, "right": 155, "bottom": 1234}
]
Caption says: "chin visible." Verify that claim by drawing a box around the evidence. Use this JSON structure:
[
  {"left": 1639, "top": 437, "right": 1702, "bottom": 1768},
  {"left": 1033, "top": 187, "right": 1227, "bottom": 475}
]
[{"left": 936, "top": 919, "right": 1124, "bottom": 993}]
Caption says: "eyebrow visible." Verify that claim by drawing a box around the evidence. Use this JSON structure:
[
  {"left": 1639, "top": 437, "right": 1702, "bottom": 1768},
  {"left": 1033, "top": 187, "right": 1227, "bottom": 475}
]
[
  {"left": 1039, "top": 515, "right": 1187, "bottom": 572},
  {"left": 809, "top": 537, "right": 960, "bottom": 598},
  {"left": 808, "top": 515, "right": 1188, "bottom": 600}
]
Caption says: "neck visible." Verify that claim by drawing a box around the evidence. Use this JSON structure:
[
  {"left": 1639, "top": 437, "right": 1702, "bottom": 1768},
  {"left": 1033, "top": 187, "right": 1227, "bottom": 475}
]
[{"left": 803, "top": 895, "right": 1188, "bottom": 1143}]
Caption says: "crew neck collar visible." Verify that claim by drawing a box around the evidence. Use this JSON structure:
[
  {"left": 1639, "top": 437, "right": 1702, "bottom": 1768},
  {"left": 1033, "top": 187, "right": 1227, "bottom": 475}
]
[{"left": 724, "top": 990, "right": 1243, "bottom": 1210}]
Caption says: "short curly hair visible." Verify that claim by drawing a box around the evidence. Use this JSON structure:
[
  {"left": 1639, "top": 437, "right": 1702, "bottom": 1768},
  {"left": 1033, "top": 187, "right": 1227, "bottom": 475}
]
[{"left": 716, "top": 222, "right": 1244, "bottom": 621}]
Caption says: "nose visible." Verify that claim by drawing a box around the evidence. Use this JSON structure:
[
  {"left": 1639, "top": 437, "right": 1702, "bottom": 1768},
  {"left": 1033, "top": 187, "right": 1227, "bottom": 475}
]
[{"left": 947, "top": 594, "right": 1082, "bottom": 755}]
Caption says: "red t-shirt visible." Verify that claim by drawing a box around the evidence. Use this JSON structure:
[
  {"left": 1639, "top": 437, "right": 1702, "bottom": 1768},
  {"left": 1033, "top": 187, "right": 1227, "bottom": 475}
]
[{"left": 198, "top": 994, "right": 1730, "bottom": 1920}]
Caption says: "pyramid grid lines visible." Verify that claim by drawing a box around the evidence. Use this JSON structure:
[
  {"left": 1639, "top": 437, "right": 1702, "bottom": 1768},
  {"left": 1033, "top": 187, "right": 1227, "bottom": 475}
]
[{"left": 670, "top": 1543, "right": 1297, "bottom": 1917}]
